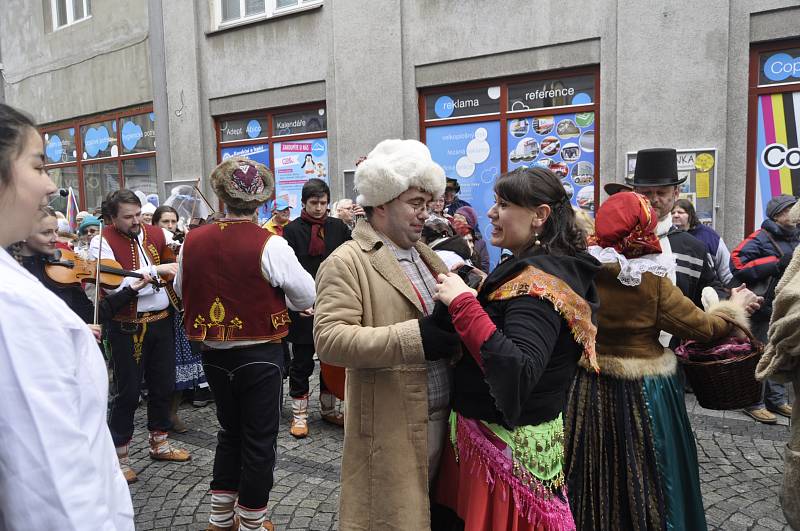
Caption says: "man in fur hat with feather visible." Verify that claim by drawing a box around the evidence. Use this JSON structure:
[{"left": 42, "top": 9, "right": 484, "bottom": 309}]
[{"left": 175, "top": 157, "right": 315, "bottom": 531}]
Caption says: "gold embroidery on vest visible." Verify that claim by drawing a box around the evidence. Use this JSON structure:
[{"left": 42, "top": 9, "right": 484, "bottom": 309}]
[
  {"left": 193, "top": 297, "right": 245, "bottom": 340},
  {"left": 132, "top": 322, "right": 148, "bottom": 364},
  {"left": 271, "top": 309, "right": 291, "bottom": 329}
]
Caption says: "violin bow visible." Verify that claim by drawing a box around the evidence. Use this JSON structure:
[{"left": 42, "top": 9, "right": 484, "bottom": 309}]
[{"left": 93, "top": 220, "right": 103, "bottom": 325}]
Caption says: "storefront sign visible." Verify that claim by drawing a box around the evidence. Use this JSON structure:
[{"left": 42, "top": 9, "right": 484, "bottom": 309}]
[
  {"left": 760, "top": 48, "right": 800, "bottom": 86},
  {"left": 81, "top": 120, "right": 118, "bottom": 159},
  {"left": 507, "top": 111, "right": 596, "bottom": 213},
  {"left": 273, "top": 108, "right": 327, "bottom": 136},
  {"left": 426, "top": 121, "right": 502, "bottom": 267},
  {"left": 753, "top": 91, "right": 800, "bottom": 226},
  {"left": 627, "top": 148, "right": 718, "bottom": 226},
  {"left": 219, "top": 117, "right": 269, "bottom": 142},
  {"left": 425, "top": 86, "right": 501, "bottom": 120},
  {"left": 508, "top": 74, "right": 595, "bottom": 112},
  {"left": 273, "top": 138, "right": 328, "bottom": 220},
  {"left": 121, "top": 113, "right": 156, "bottom": 154},
  {"left": 45, "top": 127, "right": 77, "bottom": 164}
]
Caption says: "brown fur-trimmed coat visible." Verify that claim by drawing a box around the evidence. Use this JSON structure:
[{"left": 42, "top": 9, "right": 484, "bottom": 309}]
[{"left": 581, "top": 263, "right": 748, "bottom": 378}]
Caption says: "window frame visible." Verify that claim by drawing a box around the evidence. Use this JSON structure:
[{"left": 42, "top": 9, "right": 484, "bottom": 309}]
[
  {"left": 51, "top": 0, "right": 92, "bottom": 31},
  {"left": 40, "top": 104, "right": 155, "bottom": 211},
  {"left": 214, "top": 0, "right": 323, "bottom": 30},
  {"left": 745, "top": 38, "right": 800, "bottom": 235},
  {"left": 418, "top": 65, "right": 601, "bottom": 211}
]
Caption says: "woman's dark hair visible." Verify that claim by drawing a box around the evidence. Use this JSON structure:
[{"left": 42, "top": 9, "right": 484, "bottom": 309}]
[
  {"left": 494, "top": 166, "right": 586, "bottom": 255},
  {"left": 0, "top": 104, "right": 37, "bottom": 191},
  {"left": 301, "top": 178, "right": 329, "bottom": 203},
  {"left": 672, "top": 198, "right": 699, "bottom": 230},
  {"left": 152, "top": 205, "right": 179, "bottom": 227},
  {"left": 102, "top": 189, "right": 141, "bottom": 219}
]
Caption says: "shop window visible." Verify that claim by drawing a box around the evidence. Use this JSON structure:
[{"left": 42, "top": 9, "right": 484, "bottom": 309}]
[
  {"left": 51, "top": 0, "right": 91, "bottom": 30},
  {"left": 420, "top": 68, "right": 599, "bottom": 269},
  {"left": 747, "top": 42, "right": 800, "bottom": 232},
  {"left": 215, "top": 103, "right": 327, "bottom": 222},
  {"left": 48, "top": 166, "right": 81, "bottom": 213},
  {"left": 42, "top": 105, "right": 156, "bottom": 213},
  {"left": 81, "top": 119, "right": 118, "bottom": 160},
  {"left": 120, "top": 113, "right": 156, "bottom": 155},
  {"left": 83, "top": 162, "right": 120, "bottom": 213},
  {"left": 123, "top": 157, "right": 158, "bottom": 197},
  {"left": 217, "top": 0, "right": 322, "bottom": 27},
  {"left": 44, "top": 127, "right": 77, "bottom": 164}
]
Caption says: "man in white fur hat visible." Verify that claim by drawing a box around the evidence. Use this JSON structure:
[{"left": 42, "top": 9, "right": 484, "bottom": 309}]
[{"left": 314, "top": 139, "right": 461, "bottom": 530}]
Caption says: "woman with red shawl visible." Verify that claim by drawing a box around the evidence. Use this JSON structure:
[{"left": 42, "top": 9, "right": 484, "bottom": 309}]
[{"left": 564, "top": 192, "right": 759, "bottom": 531}]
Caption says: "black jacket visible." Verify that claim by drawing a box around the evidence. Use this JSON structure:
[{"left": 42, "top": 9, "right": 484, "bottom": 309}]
[
  {"left": 283, "top": 215, "right": 351, "bottom": 343},
  {"left": 666, "top": 227, "right": 723, "bottom": 308},
  {"left": 452, "top": 249, "right": 600, "bottom": 429}
]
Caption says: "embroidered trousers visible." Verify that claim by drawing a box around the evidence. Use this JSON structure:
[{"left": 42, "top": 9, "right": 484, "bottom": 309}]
[
  {"left": 202, "top": 343, "right": 284, "bottom": 509},
  {"left": 107, "top": 314, "right": 175, "bottom": 446}
]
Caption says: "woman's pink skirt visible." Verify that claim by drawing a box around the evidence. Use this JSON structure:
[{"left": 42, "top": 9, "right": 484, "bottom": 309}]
[{"left": 433, "top": 415, "right": 575, "bottom": 531}]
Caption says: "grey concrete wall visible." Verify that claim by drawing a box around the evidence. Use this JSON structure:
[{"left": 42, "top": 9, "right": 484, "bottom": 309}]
[{"left": 0, "top": 0, "right": 151, "bottom": 124}]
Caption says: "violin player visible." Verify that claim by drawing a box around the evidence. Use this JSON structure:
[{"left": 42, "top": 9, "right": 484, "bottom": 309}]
[
  {"left": 89, "top": 188, "right": 190, "bottom": 484},
  {"left": 10, "top": 206, "right": 154, "bottom": 324}
]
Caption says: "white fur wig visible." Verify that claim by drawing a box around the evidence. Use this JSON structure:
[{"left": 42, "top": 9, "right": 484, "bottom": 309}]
[{"left": 354, "top": 139, "right": 445, "bottom": 207}]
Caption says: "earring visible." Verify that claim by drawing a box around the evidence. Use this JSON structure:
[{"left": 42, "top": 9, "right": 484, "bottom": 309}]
[{"left": 534, "top": 232, "right": 541, "bottom": 246}]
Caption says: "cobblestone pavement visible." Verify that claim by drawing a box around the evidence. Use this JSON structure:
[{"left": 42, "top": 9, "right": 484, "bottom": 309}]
[{"left": 128, "top": 377, "right": 794, "bottom": 530}]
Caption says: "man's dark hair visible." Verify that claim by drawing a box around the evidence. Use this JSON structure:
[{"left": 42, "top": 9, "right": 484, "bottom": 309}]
[
  {"left": 102, "top": 189, "right": 141, "bottom": 219},
  {"left": 301, "top": 178, "right": 330, "bottom": 204},
  {"left": 227, "top": 206, "right": 256, "bottom": 217}
]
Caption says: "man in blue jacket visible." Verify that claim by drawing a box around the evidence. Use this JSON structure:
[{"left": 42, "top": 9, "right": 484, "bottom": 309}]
[{"left": 731, "top": 193, "right": 798, "bottom": 423}]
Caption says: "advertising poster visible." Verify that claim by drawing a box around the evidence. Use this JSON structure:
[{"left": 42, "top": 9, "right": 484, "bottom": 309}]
[
  {"left": 626, "top": 148, "right": 717, "bottom": 226},
  {"left": 425, "top": 121, "right": 502, "bottom": 268},
  {"left": 754, "top": 91, "right": 800, "bottom": 226},
  {"left": 273, "top": 138, "right": 328, "bottom": 220},
  {"left": 220, "top": 143, "right": 271, "bottom": 220},
  {"left": 507, "top": 111, "right": 596, "bottom": 214}
]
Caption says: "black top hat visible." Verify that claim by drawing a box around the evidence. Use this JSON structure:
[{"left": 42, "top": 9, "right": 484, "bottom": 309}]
[
  {"left": 632, "top": 148, "right": 686, "bottom": 187},
  {"left": 603, "top": 177, "right": 634, "bottom": 196}
]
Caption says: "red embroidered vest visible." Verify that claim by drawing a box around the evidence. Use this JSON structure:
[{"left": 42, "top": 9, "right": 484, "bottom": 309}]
[
  {"left": 181, "top": 220, "right": 290, "bottom": 342},
  {"left": 102, "top": 223, "right": 177, "bottom": 321}
]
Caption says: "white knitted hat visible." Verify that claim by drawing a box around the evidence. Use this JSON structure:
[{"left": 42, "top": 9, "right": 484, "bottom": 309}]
[{"left": 354, "top": 139, "right": 445, "bottom": 207}]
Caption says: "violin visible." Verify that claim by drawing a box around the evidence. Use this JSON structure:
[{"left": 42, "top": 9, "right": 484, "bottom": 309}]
[{"left": 44, "top": 248, "right": 164, "bottom": 290}]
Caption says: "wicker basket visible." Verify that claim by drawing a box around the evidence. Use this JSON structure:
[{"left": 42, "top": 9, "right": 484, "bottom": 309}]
[{"left": 677, "top": 316, "right": 764, "bottom": 411}]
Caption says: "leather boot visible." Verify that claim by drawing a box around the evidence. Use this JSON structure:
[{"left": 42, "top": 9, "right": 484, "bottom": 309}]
[
  {"left": 290, "top": 395, "right": 309, "bottom": 438},
  {"left": 169, "top": 392, "right": 188, "bottom": 433},
  {"left": 149, "top": 431, "right": 191, "bottom": 461},
  {"left": 320, "top": 392, "right": 344, "bottom": 427},
  {"left": 115, "top": 444, "right": 138, "bottom": 484}
]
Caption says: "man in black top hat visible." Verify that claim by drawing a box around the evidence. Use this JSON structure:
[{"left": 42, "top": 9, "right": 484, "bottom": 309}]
[
  {"left": 631, "top": 148, "right": 721, "bottom": 310},
  {"left": 444, "top": 177, "right": 471, "bottom": 216}
]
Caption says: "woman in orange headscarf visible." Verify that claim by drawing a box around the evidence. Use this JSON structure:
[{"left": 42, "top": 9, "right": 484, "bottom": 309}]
[{"left": 564, "top": 192, "right": 758, "bottom": 531}]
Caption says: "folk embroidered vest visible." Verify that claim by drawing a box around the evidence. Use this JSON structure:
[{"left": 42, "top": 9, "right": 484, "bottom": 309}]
[
  {"left": 181, "top": 220, "right": 290, "bottom": 342},
  {"left": 102, "top": 223, "right": 177, "bottom": 321}
]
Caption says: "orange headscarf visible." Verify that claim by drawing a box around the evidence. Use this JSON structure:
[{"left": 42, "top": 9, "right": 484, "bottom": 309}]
[{"left": 590, "top": 192, "right": 661, "bottom": 258}]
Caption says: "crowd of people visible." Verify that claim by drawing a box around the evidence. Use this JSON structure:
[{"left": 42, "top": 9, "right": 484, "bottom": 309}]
[{"left": 0, "top": 100, "right": 796, "bottom": 530}]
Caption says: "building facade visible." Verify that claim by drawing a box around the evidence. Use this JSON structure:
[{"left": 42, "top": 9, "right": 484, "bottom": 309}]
[{"left": 1, "top": 0, "right": 799, "bottom": 246}]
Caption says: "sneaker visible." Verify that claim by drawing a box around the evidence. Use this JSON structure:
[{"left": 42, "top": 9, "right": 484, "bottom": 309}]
[
  {"left": 193, "top": 386, "right": 213, "bottom": 408},
  {"left": 767, "top": 404, "right": 793, "bottom": 418},
  {"left": 743, "top": 408, "right": 778, "bottom": 424}
]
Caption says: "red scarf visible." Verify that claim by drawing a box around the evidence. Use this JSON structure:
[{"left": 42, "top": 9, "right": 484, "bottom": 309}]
[
  {"left": 301, "top": 210, "right": 328, "bottom": 256},
  {"left": 590, "top": 192, "right": 661, "bottom": 258}
]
